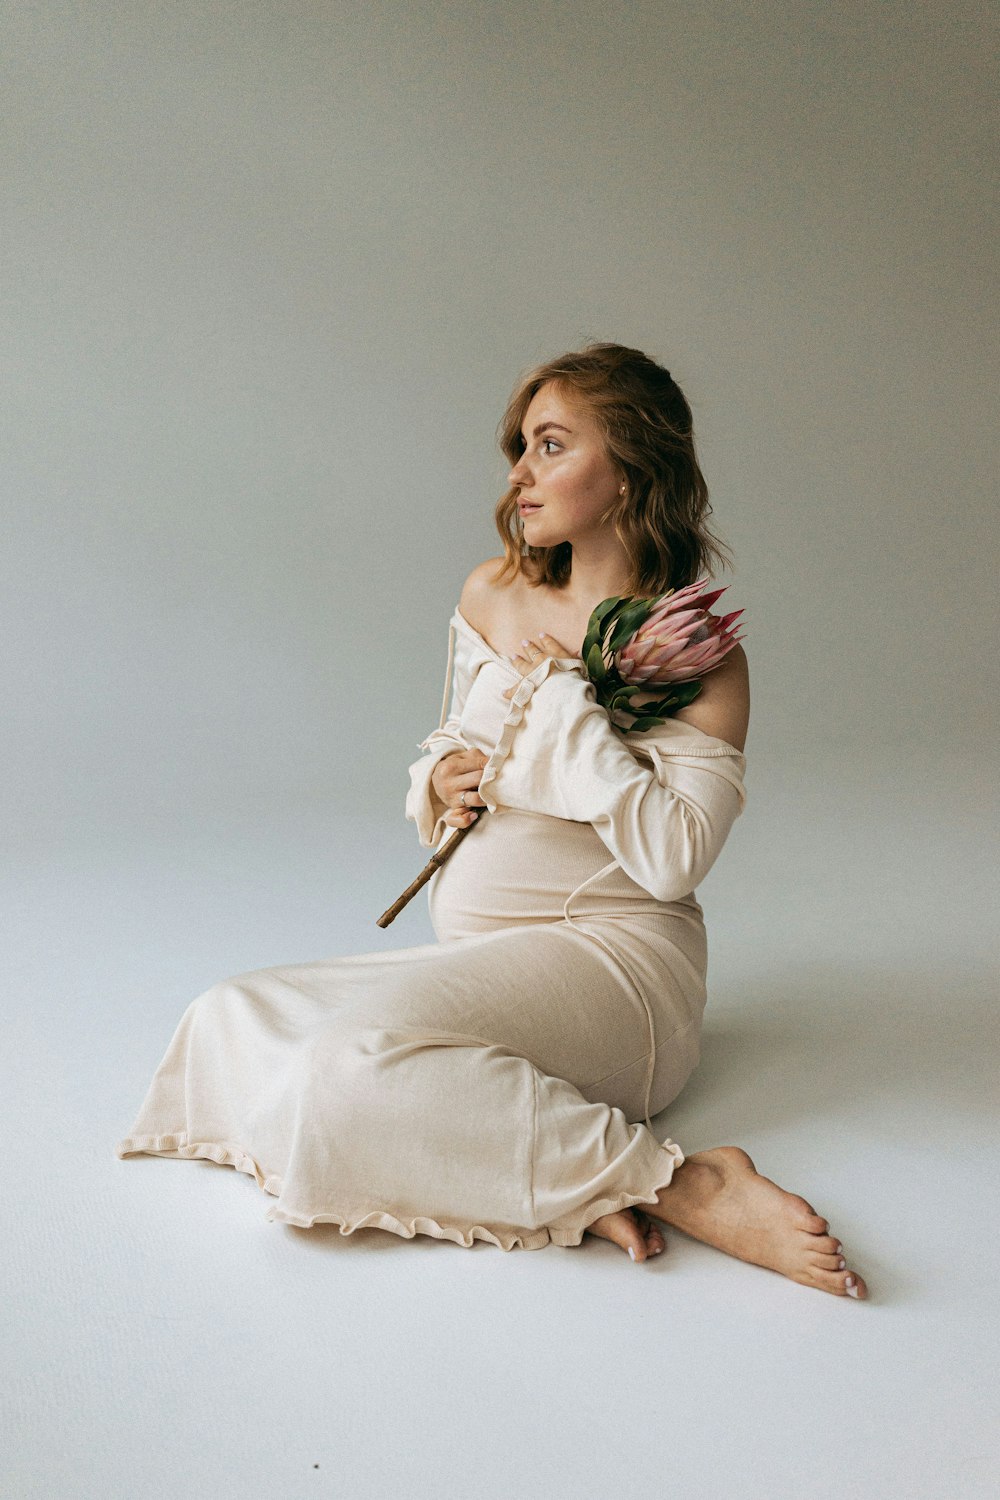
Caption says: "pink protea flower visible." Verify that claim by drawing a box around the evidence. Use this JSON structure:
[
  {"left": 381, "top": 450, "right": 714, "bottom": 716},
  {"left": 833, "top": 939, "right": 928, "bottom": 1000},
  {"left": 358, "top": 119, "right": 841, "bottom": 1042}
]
[
  {"left": 579, "top": 577, "right": 747, "bottom": 731},
  {"left": 614, "top": 577, "right": 746, "bottom": 685}
]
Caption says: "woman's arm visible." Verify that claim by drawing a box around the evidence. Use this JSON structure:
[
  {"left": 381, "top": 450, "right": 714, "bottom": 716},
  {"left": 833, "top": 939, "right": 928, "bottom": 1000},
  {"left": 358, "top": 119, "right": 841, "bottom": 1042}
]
[
  {"left": 405, "top": 560, "right": 507, "bottom": 846},
  {"left": 481, "top": 656, "right": 749, "bottom": 903},
  {"left": 404, "top": 620, "right": 476, "bottom": 848},
  {"left": 646, "top": 642, "right": 749, "bottom": 754}
]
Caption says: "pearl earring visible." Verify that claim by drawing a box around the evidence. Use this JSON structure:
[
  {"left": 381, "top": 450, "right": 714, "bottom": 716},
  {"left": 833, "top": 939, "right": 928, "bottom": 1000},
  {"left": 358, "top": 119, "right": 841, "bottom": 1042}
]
[{"left": 619, "top": 484, "right": 626, "bottom": 495}]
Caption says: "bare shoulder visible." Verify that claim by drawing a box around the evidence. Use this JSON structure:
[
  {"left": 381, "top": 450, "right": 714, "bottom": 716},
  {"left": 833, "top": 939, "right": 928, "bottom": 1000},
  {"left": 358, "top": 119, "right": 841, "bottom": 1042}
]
[
  {"left": 458, "top": 556, "right": 511, "bottom": 632},
  {"left": 668, "top": 642, "right": 750, "bottom": 753}
]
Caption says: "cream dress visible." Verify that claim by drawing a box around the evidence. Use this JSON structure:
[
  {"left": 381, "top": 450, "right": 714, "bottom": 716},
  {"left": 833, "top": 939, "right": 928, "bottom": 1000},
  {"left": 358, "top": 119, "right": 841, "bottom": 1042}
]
[{"left": 115, "top": 605, "right": 748, "bottom": 1251}]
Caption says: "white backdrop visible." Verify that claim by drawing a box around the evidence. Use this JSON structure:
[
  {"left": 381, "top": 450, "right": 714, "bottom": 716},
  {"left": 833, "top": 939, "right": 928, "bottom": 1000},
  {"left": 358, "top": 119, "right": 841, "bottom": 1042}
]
[
  {"left": 6, "top": 0, "right": 996, "bottom": 859},
  {"left": 4, "top": 5, "right": 997, "bottom": 1498}
]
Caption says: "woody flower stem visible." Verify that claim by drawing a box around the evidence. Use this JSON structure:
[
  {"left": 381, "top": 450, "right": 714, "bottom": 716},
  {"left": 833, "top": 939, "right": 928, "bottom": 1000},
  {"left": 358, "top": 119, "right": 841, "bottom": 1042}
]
[{"left": 376, "top": 823, "right": 471, "bottom": 928}]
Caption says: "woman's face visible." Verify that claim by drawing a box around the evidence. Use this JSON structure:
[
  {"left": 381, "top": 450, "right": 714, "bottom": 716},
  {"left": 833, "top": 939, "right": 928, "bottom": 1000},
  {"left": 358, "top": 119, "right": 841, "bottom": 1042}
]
[{"left": 507, "top": 381, "right": 623, "bottom": 548}]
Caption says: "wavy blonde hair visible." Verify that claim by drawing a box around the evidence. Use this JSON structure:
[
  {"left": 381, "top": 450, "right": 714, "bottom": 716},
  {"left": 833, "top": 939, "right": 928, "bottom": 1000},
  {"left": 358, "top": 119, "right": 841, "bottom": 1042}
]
[{"left": 492, "top": 341, "right": 734, "bottom": 595}]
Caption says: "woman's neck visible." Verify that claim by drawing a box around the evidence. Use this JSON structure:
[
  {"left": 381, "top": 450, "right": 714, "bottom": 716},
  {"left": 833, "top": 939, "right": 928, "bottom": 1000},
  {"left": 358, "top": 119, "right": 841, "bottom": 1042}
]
[{"left": 555, "top": 539, "right": 632, "bottom": 611}]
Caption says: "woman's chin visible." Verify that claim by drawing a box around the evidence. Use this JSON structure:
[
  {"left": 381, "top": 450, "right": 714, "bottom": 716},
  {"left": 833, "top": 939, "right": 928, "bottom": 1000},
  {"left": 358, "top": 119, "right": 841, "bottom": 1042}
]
[{"left": 523, "top": 525, "right": 568, "bottom": 547}]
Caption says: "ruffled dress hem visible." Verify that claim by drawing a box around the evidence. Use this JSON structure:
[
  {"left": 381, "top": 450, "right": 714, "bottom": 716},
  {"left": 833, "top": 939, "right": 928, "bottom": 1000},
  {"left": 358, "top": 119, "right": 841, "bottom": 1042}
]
[{"left": 114, "top": 1129, "right": 685, "bottom": 1252}]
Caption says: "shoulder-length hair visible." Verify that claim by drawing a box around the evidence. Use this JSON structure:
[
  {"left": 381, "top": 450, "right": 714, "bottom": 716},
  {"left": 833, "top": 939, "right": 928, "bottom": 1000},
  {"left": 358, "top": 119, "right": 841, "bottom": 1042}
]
[{"left": 492, "top": 341, "right": 734, "bottom": 596}]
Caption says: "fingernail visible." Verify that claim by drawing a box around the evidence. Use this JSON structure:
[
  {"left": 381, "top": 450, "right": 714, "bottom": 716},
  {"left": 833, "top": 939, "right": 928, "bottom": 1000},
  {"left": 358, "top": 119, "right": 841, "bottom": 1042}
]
[{"left": 627, "top": 1246, "right": 637, "bottom": 1261}]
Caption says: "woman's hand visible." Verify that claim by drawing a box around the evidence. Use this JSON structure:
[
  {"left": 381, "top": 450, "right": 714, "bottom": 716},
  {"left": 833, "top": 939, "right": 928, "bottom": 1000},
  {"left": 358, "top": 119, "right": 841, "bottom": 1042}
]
[
  {"left": 501, "top": 632, "right": 579, "bottom": 701},
  {"left": 431, "top": 748, "right": 490, "bottom": 828}
]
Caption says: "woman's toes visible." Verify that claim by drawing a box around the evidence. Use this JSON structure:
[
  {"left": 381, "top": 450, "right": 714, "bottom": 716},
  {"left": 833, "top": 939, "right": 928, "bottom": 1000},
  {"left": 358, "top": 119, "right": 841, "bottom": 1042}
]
[
  {"left": 643, "top": 1222, "right": 666, "bottom": 1256},
  {"left": 810, "top": 1251, "right": 848, "bottom": 1271},
  {"left": 807, "top": 1266, "right": 867, "bottom": 1298},
  {"left": 805, "top": 1234, "right": 842, "bottom": 1256},
  {"left": 613, "top": 1210, "right": 652, "bottom": 1261},
  {"left": 633, "top": 1209, "right": 665, "bottom": 1258},
  {"left": 787, "top": 1190, "right": 827, "bottom": 1229},
  {"left": 585, "top": 1207, "right": 651, "bottom": 1260},
  {"left": 807, "top": 1267, "right": 851, "bottom": 1295},
  {"left": 624, "top": 1230, "right": 649, "bottom": 1262}
]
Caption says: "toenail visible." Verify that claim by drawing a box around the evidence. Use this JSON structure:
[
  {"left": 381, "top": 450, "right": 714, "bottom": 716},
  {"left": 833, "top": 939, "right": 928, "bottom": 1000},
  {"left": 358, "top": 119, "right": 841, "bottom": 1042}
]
[
  {"left": 845, "top": 1275, "right": 854, "bottom": 1287},
  {"left": 838, "top": 1258, "right": 846, "bottom": 1269},
  {"left": 651, "top": 1245, "right": 663, "bottom": 1255},
  {"left": 846, "top": 1284, "right": 859, "bottom": 1298},
  {"left": 628, "top": 1246, "right": 637, "bottom": 1261}
]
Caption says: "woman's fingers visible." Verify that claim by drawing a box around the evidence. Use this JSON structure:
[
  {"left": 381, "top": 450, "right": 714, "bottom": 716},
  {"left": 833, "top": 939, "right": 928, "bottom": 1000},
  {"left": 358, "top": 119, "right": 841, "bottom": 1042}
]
[
  {"left": 432, "top": 749, "right": 486, "bottom": 808},
  {"left": 449, "top": 788, "right": 485, "bottom": 808},
  {"left": 503, "top": 633, "right": 578, "bottom": 699},
  {"left": 454, "top": 770, "right": 486, "bottom": 807},
  {"left": 443, "top": 767, "right": 485, "bottom": 824},
  {"left": 443, "top": 809, "right": 478, "bottom": 827},
  {"left": 441, "top": 754, "right": 487, "bottom": 808},
  {"left": 510, "top": 633, "right": 577, "bottom": 670},
  {"left": 536, "top": 630, "right": 575, "bottom": 657}
]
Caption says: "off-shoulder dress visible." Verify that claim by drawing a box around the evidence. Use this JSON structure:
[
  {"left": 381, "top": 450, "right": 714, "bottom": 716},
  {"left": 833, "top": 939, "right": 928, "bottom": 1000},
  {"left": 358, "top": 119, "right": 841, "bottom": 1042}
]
[{"left": 115, "top": 604, "right": 748, "bottom": 1251}]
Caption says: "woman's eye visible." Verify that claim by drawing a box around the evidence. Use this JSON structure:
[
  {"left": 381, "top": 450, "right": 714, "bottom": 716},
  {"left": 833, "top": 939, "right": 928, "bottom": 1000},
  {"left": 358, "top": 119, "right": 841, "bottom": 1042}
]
[{"left": 542, "top": 438, "right": 560, "bottom": 453}]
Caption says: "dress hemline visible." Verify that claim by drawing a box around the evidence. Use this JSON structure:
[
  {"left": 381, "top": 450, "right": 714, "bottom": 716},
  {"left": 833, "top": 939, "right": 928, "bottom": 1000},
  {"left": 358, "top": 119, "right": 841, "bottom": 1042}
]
[{"left": 114, "top": 1129, "right": 685, "bottom": 1252}]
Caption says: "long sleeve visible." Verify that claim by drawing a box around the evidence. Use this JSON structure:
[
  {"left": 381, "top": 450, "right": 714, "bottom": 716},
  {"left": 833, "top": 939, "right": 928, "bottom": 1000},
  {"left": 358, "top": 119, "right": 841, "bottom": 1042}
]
[
  {"left": 477, "top": 657, "right": 747, "bottom": 903},
  {"left": 405, "top": 621, "right": 475, "bottom": 848}
]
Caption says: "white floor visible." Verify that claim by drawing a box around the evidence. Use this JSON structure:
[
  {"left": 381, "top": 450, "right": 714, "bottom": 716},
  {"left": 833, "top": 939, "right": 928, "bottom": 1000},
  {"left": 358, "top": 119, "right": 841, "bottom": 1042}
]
[{"left": 5, "top": 781, "right": 998, "bottom": 1500}]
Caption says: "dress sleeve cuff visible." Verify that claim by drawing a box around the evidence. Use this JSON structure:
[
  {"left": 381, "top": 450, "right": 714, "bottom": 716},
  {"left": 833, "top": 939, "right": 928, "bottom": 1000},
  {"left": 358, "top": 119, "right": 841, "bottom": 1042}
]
[{"left": 405, "top": 728, "right": 472, "bottom": 848}]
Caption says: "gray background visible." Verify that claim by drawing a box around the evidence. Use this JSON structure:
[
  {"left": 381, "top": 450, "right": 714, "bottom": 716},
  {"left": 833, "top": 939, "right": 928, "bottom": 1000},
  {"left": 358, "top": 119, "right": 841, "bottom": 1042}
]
[{"left": 4, "top": 3, "right": 998, "bottom": 1498}]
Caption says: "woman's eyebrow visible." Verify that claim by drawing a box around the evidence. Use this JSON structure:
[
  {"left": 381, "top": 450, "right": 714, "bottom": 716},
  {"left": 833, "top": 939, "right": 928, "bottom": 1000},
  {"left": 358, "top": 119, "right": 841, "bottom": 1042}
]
[{"left": 521, "top": 421, "right": 572, "bottom": 441}]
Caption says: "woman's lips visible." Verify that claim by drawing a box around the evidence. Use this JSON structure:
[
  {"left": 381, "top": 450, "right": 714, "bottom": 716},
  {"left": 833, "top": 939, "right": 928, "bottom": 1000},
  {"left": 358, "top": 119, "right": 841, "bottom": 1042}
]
[{"left": 518, "top": 503, "right": 542, "bottom": 514}]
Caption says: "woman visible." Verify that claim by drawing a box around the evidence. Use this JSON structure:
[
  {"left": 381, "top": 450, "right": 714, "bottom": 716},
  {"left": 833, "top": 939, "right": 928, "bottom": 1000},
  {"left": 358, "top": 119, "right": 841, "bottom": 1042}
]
[{"left": 116, "top": 342, "right": 867, "bottom": 1299}]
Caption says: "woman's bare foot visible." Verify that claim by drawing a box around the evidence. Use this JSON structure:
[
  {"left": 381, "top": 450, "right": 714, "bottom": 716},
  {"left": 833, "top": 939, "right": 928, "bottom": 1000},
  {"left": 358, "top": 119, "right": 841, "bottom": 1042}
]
[
  {"left": 585, "top": 1206, "right": 666, "bottom": 1262},
  {"left": 643, "top": 1145, "right": 867, "bottom": 1297}
]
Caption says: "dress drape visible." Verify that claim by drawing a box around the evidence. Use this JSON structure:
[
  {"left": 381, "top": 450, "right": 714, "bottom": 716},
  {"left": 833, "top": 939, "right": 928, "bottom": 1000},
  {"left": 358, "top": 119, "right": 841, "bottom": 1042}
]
[{"left": 115, "top": 605, "right": 747, "bottom": 1250}]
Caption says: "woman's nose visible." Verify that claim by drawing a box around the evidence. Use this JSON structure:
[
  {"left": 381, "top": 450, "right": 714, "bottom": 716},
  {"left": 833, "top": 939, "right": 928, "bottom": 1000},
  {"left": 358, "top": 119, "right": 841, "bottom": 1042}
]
[{"left": 508, "top": 456, "right": 531, "bottom": 486}]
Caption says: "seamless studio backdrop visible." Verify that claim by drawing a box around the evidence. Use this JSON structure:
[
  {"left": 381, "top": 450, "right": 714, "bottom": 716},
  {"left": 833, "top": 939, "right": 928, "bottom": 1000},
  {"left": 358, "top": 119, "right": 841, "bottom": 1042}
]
[{"left": 4, "top": 3, "right": 998, "bottom": 1499}]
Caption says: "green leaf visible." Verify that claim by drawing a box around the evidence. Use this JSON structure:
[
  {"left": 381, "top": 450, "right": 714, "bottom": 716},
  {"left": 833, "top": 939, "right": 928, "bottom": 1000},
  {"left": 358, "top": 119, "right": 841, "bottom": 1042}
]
[
  {"left": 585, "top": 641, "right": 607, "bottom": 682},
  {"left": 599, "top": 598, "right": 629, "bottom": 630},
  {"left": 593, "top": 595, "right": 625, "bottom": 625},
  {"left": 627, "top": 698, "right": 671, "bottom": 720},
  {"left": 618, "top": 680, "right": 704, "bottom": 729},
  {"left": 671, "top": 680, "right": 702, "bottom": 709},
  {"left": 608, "top": 600, "right": 656, "bottom": 653},
  {"left": 606, "top": 685, "right": 639, "bottom": 711},
  {"left": 583, "top": 596, "right": 625, "bottom": 659}
]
